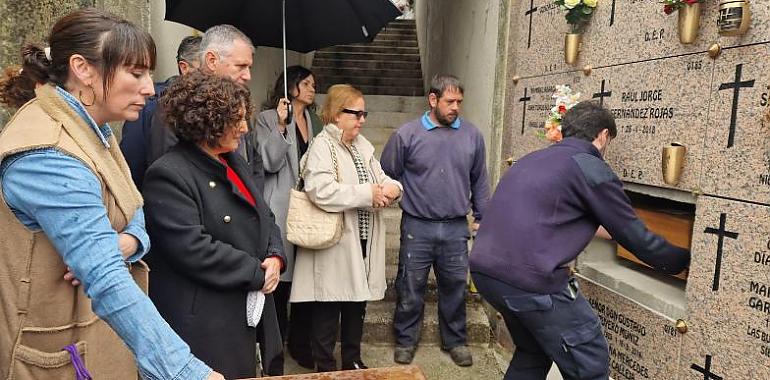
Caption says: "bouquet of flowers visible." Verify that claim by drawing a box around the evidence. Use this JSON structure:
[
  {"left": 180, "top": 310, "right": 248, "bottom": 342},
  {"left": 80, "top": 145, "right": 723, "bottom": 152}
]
[
  {"left": 540, "top": 85, "right": 581, "bottom": 143},
  {"left": 661, "top": 0, "right": 704, "bottom": 15},
  {"left": 554, "top": 0, "right": 598, "bottom": 33}
]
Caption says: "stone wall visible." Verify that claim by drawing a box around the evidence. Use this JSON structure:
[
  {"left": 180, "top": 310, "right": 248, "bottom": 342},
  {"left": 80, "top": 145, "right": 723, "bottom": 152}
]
[
  {"left": 501, "top": 1, "right": 770, "bottom": 379},
  {"left": 415, "top": 0, "right": 503, "bottom": 173},
  {"left": 0, "top": 0, "right": 150, "bottom": 127}
]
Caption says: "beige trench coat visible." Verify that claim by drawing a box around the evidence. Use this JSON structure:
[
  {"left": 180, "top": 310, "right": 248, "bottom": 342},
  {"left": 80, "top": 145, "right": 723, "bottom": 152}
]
[{"left": 290, "top": 123, "right": 402, "bottom": 302}]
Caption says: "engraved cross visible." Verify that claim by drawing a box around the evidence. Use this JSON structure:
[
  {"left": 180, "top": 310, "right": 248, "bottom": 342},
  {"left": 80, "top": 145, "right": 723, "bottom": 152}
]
[
  {"left": 519, "top": 88, "right": 531, "bottom": 135},
  {"left": 525, "top": 0, "right": 539, "bottom": 49},
  {"left": 703, "top": 213, "right": 739, "bottom": 292},
  {"left": 592, "top": 79, "right": 612, "bottom": 107},
  {"left": 718, "top": 64, "right": 755, "bottom": 148},
  {"left": 610, "top": 0, "right": 617, "bottom": 26},
  {"left": 690, "top": 355, "right": 723, "bottom": 380}
]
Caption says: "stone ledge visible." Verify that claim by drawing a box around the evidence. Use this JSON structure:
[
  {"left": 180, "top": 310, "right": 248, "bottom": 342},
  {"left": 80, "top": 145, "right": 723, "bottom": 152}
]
[{"left": 576, "top": 239, "right": 687, "bottom": 319}]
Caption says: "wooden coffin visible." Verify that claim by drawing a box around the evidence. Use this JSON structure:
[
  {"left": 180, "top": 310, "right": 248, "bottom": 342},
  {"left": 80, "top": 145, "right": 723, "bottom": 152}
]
[{"left": 616, "top": 207, "right": 692, "bottom": 280}]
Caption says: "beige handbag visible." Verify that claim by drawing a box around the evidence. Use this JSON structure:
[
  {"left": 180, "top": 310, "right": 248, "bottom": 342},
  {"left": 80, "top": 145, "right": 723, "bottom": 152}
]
[{"left": 286, "top": 135, "right": 344, "bottom": 249}]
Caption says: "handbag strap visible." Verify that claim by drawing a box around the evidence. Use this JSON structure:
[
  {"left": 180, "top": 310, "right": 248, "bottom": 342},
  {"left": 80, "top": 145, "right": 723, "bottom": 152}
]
[{"left": 297, "top": 134, "right": 340, "bottom": 190}]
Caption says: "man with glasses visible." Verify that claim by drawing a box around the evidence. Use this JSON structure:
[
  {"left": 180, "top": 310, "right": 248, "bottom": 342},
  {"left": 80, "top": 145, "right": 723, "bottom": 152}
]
[
  {"left": 120, "top": 35, "right": 201, "bottom": 189},
  {"left": 380, "top": 74, "right": 490, "bottom": 367}
]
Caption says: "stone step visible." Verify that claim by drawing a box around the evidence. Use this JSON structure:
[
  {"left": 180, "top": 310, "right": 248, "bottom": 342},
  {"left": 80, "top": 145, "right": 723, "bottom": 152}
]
[
  {"left": 316, "top": 94, "right": 424, "bottom": 114},
  {"left": 316, "top": 76, "right": 422, "bottom": 89},
  {"left": 382, "top": 263, "right": 483, "bottom": 304},
  {"left": 380, "top": 24, "right": 417, "bottom": 32},
  {"left": 313, "top": 67, "right": 422, "bottom": 81},
  {"left": 318, "top": 75, "right": 422, "bottom": 89},
  {"left": 362, "top": 300, "right": 491, "bottom": 346},
  {"left": 372, "top": 33, "right": 418, "bottom": 42},
  {"left": 376, "top": 30, "right": 418, "bottom": 39},
  {"left": 360, "top": 126, "right": 398, "bottom": 148},
  {"left": 318, "top": 84, "right": 424, "bottom": 97},
  {"left": 388, "top": 19, "right": 416, "bottom": 26},
  {"left": 314, "top": 51, "right": 421, "bottom": 62},
  {"left": 368, "top": 37, "right": 419, "bottom": 47},
  {"left": 312, "top": 58, "right": 422, "bottom": 71},
  {"left": 322, "top": 45, "right": 419, "bottom": 55},
  {"left": 382, "top": 206, "right": 402, "bottom": 231},
  {"left": 359, "top": 111, "right": 416, "bottom": 129},
  {"left": 283, "top": 344, "right": 506, "bottom": 379}
]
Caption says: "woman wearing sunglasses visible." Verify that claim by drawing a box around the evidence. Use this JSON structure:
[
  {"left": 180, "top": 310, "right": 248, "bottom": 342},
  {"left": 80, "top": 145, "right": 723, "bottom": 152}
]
[{"left": 290, "top": 84, "right": 402, "bottom": 372}]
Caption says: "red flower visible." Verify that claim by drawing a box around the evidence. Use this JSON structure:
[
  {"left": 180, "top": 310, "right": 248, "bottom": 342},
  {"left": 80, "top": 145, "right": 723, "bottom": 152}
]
[
  {"left": 684, "top": 0, "right": 699, "bottom": 4},
  {"left": 558, "top": 105, "right": 567, "bottom": 113},
  {"left": 663, "top": 4, "right": 674, "bottom": 15}
]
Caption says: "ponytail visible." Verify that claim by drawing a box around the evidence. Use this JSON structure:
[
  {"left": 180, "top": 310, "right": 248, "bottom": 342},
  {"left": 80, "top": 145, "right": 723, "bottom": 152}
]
[
  {"left": 0, "top": 44, "right": 53, "bottom": 109},
  {"left": 20, "top": 45, "right": 53, "bottom": 85}
]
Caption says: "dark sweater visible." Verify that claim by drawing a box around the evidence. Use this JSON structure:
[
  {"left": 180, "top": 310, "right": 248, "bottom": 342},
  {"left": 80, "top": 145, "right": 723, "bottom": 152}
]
[
  {"left": 469, "top": 138, "right": 690, "bottom": 294},
  {"left": 380, "top": 114, "right": 490, "bottom": 221}
]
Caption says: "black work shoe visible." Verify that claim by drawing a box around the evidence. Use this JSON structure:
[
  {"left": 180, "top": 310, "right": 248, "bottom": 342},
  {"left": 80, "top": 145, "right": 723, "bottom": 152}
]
[
  {"left": 443, "top": 345, "right": 473, "bottom": 367},
  {"left": 393, "top": 346, "right": 416, "bottom": 364},
  {"left": 342, "top": 361, "right": 368, "bottom": 370}
]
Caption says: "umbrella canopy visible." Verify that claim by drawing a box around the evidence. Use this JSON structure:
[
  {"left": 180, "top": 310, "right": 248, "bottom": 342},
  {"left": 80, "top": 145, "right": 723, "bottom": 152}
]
[{"left": 165, "top": 0, "right": 402, "bottom": 54}]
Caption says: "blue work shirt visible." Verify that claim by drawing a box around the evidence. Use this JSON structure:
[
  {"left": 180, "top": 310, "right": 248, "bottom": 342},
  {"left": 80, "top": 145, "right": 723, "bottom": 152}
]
[{"left": 0, "top": 87, "right": 211, "bottom": 380}]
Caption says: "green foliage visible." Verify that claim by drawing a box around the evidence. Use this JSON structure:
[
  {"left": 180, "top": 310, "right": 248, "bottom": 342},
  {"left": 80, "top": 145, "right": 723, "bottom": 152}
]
[{"left": 553, "top": 0, "right": 597, "bottom": 34}]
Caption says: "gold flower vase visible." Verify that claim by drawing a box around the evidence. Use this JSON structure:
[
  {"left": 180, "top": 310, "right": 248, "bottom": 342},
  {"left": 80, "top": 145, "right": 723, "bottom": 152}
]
[
  {"left": 718, "top": 0, "right": 751, "bottom": 36},
  {"left": 564, "top": 33, "right": 582, "bottom": 65},
  {"left": 678, "top": 3, "right": 702, "bottom": 44},
  {"left": 662, "top": 142, "right": 687, "bottom": 186}
]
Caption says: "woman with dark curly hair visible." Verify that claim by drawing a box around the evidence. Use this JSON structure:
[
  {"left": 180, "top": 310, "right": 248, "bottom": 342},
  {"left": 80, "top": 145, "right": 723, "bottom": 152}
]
[{"left": 142, "top": 71, "right": 286, "bottom": 379}]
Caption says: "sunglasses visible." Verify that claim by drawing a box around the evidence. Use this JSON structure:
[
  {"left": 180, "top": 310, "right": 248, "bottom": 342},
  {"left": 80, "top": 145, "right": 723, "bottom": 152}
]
[{"left": 342, "top": 108, "right": 368, "bottom": 119}]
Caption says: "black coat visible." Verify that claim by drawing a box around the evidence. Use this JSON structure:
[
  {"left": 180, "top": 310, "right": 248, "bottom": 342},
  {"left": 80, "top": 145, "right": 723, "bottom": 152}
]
[{"left": 143, "top": 141, "right": 285, "bottom": 379}]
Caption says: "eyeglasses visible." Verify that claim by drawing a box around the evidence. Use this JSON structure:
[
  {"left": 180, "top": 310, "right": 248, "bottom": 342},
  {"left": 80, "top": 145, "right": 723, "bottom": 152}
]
[{"left": 341, "top": 108, "right": 368, "bottom": 119}]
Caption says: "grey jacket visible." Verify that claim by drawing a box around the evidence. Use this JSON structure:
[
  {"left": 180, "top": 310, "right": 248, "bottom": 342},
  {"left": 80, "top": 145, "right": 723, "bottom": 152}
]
[{"left": 254, "top": 108, "right": 320, "bottom": 281}]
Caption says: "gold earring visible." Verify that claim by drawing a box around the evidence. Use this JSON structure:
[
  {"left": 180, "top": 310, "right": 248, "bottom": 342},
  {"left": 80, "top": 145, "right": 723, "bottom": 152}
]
[{"left": 79, "top": 84, "right": 96, "bottom": 106}]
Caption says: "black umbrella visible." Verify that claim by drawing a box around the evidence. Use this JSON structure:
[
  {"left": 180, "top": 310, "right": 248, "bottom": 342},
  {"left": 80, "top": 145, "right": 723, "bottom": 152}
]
[{"left": 165, "top": 0, "right": 402, "bottom": 117}]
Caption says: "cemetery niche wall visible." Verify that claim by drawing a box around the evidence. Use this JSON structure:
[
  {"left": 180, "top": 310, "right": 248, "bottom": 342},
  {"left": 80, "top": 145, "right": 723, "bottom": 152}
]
[{"left": 502, "top": 1, "right": 770, "bottom": 379}]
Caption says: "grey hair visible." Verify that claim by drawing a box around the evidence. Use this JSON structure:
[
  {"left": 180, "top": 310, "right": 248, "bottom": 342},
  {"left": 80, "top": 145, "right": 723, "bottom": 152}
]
[
  {"left": 429, "top": 74, "right": 464, "bottom": 98},
  {"left": 199, "top": 24, "right": 253, "bottom": 60}
]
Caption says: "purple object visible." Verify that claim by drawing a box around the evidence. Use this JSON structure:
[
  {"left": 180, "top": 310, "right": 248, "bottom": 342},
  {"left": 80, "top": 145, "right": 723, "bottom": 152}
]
[{"left": 63, "top": 344, "right": 93, "bottom": 380}]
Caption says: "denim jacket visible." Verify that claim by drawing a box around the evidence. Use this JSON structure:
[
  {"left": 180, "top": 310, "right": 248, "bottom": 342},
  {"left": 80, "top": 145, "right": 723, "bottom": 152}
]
[{"left": 0, "top": 87, "right": 211, "bottom": 380}]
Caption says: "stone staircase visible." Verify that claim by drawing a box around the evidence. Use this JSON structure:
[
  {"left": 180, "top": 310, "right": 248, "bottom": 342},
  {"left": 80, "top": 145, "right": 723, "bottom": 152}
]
[{"left": 312, "top": 19, "right": 424, "bottom": 96}]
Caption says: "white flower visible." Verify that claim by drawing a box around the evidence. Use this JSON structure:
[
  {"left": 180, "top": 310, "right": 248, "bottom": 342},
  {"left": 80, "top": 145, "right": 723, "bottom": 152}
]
[{"left": 584, "top": 0, "right": 598, "bottom": 8}]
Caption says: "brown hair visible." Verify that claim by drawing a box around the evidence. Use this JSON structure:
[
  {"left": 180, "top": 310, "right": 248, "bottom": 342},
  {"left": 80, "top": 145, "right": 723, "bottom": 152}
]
[
  {"left": 0, "top": 66, "right": 36, "bottom": 109},
  {"left": 0, "top": 8, "right": 155, "bottom": 105},
  {"left": 160, "top": 71, "right": 254, "bottom": 147},
  {"left": 320, "top": 84, "right": 363, "bottom": 125}
]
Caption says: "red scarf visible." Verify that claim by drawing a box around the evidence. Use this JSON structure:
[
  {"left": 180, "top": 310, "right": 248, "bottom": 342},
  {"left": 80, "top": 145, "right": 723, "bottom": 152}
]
[{"left": 219, "top": 157, "right": 255, "bottom": 206}]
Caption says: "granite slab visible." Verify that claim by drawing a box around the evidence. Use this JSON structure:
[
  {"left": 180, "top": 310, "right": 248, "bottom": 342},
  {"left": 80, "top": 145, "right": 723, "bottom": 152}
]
[
  {"left": 700, "top": 43, "right": 770, "bottom": 204},
  {"left": 678, "top": 195, "right": 770, "bottom": 379},
  {"left": 577, "top": 275, "right": 684, "bottom": 380}
]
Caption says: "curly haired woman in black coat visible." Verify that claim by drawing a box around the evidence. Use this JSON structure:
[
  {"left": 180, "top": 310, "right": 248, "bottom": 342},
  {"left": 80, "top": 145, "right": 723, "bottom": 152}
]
[{"left": 143, "top": 71, "right": 286, "bottom": 379}]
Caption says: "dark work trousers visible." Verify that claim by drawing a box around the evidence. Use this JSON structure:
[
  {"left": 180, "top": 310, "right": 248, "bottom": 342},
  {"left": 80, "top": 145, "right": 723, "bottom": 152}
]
[
  {"left": 273, "top": 281, "right": 314, "bottom": 364},
  {"left": 311, "top": 301, "right": 367, "bottom": 372},
  {"left": 471, "top": 272, "right": 610, "bottom": 380},
  {"left": 393, "top": 213, "right": 469, "bottom": 349}
]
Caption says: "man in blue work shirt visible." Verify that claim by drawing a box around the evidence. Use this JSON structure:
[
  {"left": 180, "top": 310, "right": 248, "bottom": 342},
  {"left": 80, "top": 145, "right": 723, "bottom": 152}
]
[
  {"left": 381, "top": 74, "right": 490, "bottom": 367},
  {"left": 470, "top": 101, "right": 690, "bottom": 379}
]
